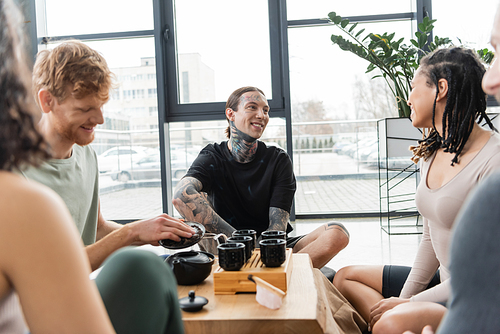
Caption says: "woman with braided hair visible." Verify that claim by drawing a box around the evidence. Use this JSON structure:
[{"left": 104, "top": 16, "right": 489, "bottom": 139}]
[{"left": 333, "top": 46, "right": 500, "bottom": 334}]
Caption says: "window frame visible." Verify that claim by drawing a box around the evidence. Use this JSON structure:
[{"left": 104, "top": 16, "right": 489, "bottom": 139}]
[{"left": 156, "top": 0, "right": 290, "bottom": 123}]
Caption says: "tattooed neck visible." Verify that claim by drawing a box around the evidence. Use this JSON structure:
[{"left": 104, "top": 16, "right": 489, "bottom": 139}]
[{"left": 228, "top": 121, "right": 258, "bottom": 163}]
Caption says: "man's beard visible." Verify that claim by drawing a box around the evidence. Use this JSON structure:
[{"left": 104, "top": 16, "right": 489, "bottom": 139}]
[{"left": 56, "top": 122, "right": 95, "bottom": 147}]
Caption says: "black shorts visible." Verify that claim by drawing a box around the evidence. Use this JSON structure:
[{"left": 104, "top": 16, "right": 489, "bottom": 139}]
[
  {"left": 382, "top": 265, "right": 441, "bottom": 298},
  {"left": 286, "top": 235, "right": 306, "bottom": 249}
]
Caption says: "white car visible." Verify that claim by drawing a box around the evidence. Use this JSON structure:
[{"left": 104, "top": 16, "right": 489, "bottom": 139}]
[
  {"left": 109, "top": 149, "right": 198, "bottom": 182},
  {"left": 97, "top": 146, "right": 155, "bottom": 173}
]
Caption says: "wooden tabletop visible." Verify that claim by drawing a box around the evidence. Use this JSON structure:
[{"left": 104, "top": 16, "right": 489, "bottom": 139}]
[{"left": 177, "top": 253, "right": 325, "bottom": 334}]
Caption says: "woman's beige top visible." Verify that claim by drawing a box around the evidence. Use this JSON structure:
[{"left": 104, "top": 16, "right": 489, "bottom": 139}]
[
  {"left": 401, "top": 133, "right": 500, "bottom": 303},
  {"left": 0, "top": 291, "right": 28, "bottom": 333}
]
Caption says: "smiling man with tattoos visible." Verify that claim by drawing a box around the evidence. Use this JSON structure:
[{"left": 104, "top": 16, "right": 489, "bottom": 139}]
[{"left": 173, "top": 86, "right": 350, "bottom": 272}]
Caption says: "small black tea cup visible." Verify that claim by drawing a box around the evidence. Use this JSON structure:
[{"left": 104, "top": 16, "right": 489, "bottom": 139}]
[
  {"left": 232, "top": 229, "right": 257, "bottom": 250},
  {"left": 259, "top": 239, "right": 286, "bottom": 267},
  {"left": 261, "top": 230, "right": 286, "bottom": 240},
  {"left": 228, "top": 235, "right": 254, "bottom": 262},
  {"left": 217, "top": 242, "right": 246, "bottom": 271}
]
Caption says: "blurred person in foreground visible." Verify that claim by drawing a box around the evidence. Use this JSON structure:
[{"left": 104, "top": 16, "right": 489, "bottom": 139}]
[{"left": 0, "top": 0, "right": 112, "bottom": 332}]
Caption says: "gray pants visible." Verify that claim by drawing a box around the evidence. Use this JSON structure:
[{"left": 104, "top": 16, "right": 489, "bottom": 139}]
[
  {"left": 437, "top": 172, "right": 500, "bottom": 333},
  {"left": 95, "top": 248, "right": 184, "bottom": 334}
]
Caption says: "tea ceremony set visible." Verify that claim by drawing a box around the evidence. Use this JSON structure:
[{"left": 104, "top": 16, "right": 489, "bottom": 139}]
[{"left": 159, "top": 221, "right": 328, "bottom": 334}]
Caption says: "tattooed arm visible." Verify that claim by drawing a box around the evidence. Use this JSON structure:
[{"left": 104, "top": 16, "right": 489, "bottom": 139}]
[
  {"left": 267, "top": 207, "right": 289, "bottom": 232},
  {"left": 173, "top": 176, "right": 236, "bottom": 236},
  {"left": 255, "top": 207, "right": 289, "bottom": 243}
]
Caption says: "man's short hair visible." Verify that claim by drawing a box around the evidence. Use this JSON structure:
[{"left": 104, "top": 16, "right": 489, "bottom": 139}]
[{"left": 32, "top": 40, "right": 113, "bottom": 106}]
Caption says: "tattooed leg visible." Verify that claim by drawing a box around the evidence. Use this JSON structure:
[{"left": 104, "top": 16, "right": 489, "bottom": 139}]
[{"left": 291, "top": 221, "right": 350, "bottom": 268}]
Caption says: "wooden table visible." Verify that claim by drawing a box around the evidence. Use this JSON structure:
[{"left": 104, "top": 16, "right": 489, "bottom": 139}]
[{"left": 177, "top": 254, "right": 326, "bottom": 334}]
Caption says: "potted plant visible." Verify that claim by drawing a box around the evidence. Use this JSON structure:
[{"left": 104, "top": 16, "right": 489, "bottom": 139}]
[{"left": 328, "top": 12, "right": 494, "bottom": 118}]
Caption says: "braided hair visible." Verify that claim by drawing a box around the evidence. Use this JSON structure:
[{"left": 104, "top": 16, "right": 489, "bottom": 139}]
[{"left": 410, "top": 47, "right": 495, "bottom": 166}]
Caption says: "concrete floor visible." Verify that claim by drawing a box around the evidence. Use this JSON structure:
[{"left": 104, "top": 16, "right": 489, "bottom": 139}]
[{"left": 293, "top": 218, "right": 421, "bottom": 271}]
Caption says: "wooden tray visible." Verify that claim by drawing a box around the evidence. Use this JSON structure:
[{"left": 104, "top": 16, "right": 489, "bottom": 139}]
[{"left": 213, "top": 248, "right": 293, "bottom": 295}]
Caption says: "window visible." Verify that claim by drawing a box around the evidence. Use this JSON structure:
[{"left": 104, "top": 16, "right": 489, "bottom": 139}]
[
  {"left": 432, "top": 0, "right": 496, "bottom": 51},
  {"left": 35, "top": 34, "right": 162, "bottom": 220},
  {"left": 38, "top": 0, "right": 153, "bottom": 36},
  {"left": 173, "top": 1, "right": 271, "bottom": 104},
  {"left": 287, "top": 1, "right": 428, "bottom": 217},
  {"left": 137, "top": 89, "right": 145, "bottom": 99},
  {"left": 148, "top": 88, "right": 157, "bottom": 99},
  {"left": 157, "top": 0, "right": 289, "bottom": 122},
  {"left": 111, "top": 89, "right": 120, "bottom": 100}
]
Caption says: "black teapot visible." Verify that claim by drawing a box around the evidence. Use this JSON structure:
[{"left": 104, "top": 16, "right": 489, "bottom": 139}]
[{"left": 165, "top": 251, "right": 214, "bottom": 285}]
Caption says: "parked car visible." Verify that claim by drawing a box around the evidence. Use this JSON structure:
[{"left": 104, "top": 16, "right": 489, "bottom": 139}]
[
  {"left": 170, "top": 150, "right": 197, "bottom": 179},
  {"left": 331, "top": 141, "right": 351, "bottom": 154},
  {"left": 365, "top": 151, "right": 415, "bottom": 170},
  {"left": 339, "top": 138, "right": 377, "bottom": 159},
  {"left": 97, "top": 146, "right": 155, "bottom": 173},
  {"left": 357, "top": 140, "right": 378, "bottom": 164},
  {"left": 110, "top": 150, "right": 197, "bottom": 182}
]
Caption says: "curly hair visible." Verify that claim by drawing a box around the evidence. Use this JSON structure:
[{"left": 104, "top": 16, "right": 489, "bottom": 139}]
[
  {"left": 224, "top": 86, "right": 266, "bottom": 138},
  {"left": 410, "top": 47, "right": 495, "bottom": 165},
  {"left": 0, "top": 0, "right": 49, "bottom": 171},
  {"left": 32, "top": 39, "right": 113, "bottom": 107}
]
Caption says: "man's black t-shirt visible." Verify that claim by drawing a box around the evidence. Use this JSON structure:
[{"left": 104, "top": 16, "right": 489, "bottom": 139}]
[{"left": 184, "top": 141, "right": 296, "bottom": 236}]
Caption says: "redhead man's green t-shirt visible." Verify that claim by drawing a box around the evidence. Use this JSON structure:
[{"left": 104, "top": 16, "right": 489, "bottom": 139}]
[{"left": 21, "top": 145, "right": 99, "bottom": 245}]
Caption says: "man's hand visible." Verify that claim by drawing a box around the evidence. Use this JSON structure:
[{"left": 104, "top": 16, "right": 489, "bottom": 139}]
[
  {"left": 127, "top": 214, "right": 195, "bottom": 246},
  {"left": 87, "top": 212, "right": 194, "bottom": 271},
  {"left": 370, "top": 297, "right": 410, "bottom": 329}
]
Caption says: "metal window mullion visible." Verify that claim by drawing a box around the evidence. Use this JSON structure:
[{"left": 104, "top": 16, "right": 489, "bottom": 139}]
[
  {"left": 153, "top": 0, "right": 172, "bottom": 215},
  {"left": 38, "top": 29, "right": 154, "bottom": 45},
  {"left": 288, "top": 12, "right": 416, "bottom": 29}
]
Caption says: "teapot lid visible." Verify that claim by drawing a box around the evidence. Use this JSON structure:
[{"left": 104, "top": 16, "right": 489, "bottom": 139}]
[
  {"left": 171, "top": 251, "right": 214, "bottom": 264},
  {"left": 179, "top": 290, "right": 208, "bottom": 312}
]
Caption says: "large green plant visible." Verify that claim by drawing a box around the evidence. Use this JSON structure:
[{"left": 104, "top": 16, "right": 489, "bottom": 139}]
[{"left": 328, "top": 12, "right": 494, "bottom": 118}]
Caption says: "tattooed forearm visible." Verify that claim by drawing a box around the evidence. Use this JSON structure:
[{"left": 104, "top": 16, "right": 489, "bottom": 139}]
[
  {"left": 326, "top": 221, "right": 350, "bottom": 238},
  {"left": 173, "top": 177, "right": 235, "bottom": 236},
  {"left": 267, "top": 207, "right": 289, "bottom": 232}
]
